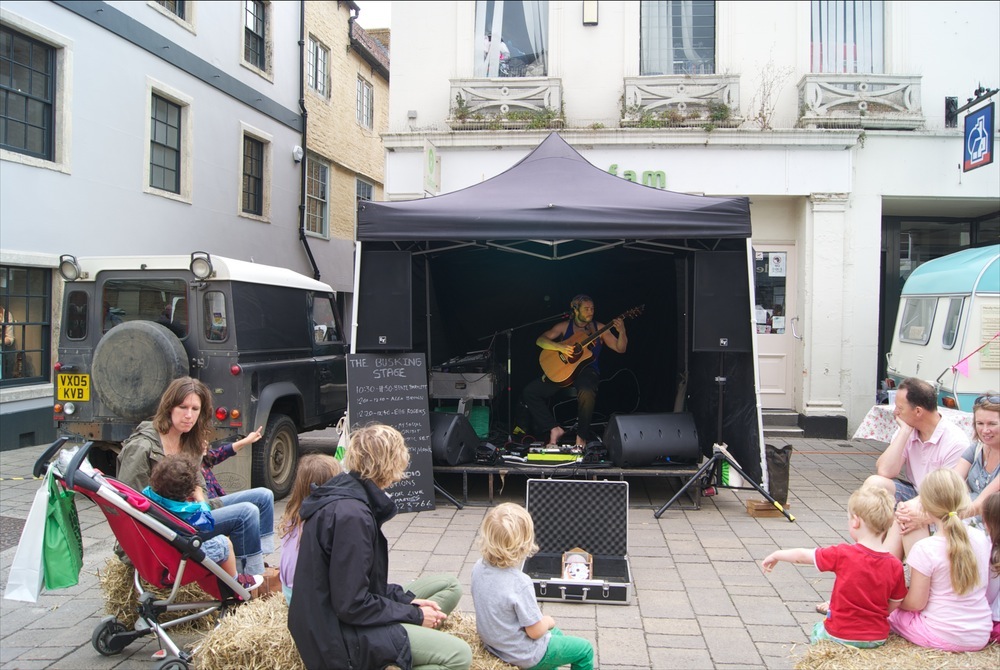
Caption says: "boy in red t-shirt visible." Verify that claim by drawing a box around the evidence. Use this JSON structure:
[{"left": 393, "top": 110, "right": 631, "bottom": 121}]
[{"left": 762, "top": 485, "right": 908, "bottom": 647}]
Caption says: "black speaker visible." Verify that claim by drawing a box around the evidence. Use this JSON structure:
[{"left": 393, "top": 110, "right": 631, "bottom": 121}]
[
  {"left": 357, "top": 250, "right": 412, "bottom": 351},
  {"left": 430, "top": 412, "right": 480, "bottom": 466},
  {"left": 603, "top": 413, "right": 700, "bottom": 467},
  {"left": 693, "top": 251, "right": 752, "bottom": 352}
]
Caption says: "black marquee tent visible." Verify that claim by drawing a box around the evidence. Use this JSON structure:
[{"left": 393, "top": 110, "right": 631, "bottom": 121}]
[{"left": 355, "top": 133, "right": 767, "bottom": 483}]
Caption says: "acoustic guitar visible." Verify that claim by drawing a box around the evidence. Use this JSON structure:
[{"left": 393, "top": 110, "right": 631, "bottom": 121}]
[{"left": 539, "top": 305, "right": 644, "bottom": 384}]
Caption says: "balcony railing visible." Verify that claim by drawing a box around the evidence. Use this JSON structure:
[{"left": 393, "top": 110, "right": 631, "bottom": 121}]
[
  {"left": 622, "top": 75, "right": 741, "bottom": 128},
  {"left": 798, "top": 74, "right": 924, "bottom": 130},
  {"left": 449, "top": 77, "right": 563, "bottom": 130}
]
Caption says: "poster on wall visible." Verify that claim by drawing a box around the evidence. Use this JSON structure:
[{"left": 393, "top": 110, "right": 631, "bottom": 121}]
[{"left": 768, "top": 252, "right": 786, "bottom": 277}]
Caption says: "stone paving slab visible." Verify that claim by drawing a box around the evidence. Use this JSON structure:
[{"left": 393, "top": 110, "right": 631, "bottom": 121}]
[{"left": 0, "top": 436, "right": 886, "bottom": 668}]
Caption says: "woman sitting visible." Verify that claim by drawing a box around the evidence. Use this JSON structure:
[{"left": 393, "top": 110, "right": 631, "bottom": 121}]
[
  {"left": 888, "top": 392, "right": 1000, "bottom": 557},
  {"left": 117, "top": 377, "right": 273, "bottom": 587},
  {"left": 287, "top": 423, "right": 472, "bottom": 670}
]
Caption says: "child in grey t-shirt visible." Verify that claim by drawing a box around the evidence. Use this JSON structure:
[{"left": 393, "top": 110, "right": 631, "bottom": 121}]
[{"left": 471, "top": 503, "right": 594, "bottom": 669}]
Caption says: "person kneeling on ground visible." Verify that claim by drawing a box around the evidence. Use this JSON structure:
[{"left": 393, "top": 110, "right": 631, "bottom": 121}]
[
  {"left": 762, "top": 485, "right": 907, "bottom": 648},
  {"left": 287, "top": 424, "right": 472, "bottom": 670}
]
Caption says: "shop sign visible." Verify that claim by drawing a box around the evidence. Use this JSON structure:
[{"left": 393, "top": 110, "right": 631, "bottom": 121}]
[
  {"left": 963, "top": 102, "right": 994, "bottom": 172},
  {"left": 607, "top": 164, "right": 667, "bottom": 189}
]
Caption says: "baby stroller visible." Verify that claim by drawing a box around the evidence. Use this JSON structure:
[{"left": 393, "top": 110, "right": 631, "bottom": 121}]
[{"left": 34, "top": 438, "right": 258, "bottom": 670}]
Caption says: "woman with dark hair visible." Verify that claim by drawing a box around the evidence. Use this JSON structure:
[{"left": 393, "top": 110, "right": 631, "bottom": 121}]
[{"left": 117, "top": 376, "right": 273, "bottom": 587}]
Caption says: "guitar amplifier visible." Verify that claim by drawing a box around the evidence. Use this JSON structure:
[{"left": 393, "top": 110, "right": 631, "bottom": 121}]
[{"left": 429, "top": 372, "right": 497, "bottom": 400}]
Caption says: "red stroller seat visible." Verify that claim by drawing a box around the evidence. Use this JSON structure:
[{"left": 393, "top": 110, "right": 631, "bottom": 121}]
[{"left": 35, "top": 439, "right": 257, "bottom": 669}]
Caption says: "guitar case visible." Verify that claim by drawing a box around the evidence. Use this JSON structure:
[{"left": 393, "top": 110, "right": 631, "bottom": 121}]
[{"left": 521, "top": 479, "right": 632, "bottom": 605}]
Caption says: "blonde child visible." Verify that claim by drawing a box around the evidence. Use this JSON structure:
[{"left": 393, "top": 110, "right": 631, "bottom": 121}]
[
  {"left": 471, "top": 503, "right": 594, "bottom": 669},
  {"left": 980, "top": 491, "right": 1000, "bottom": 643},
  {"left": 762, "top": 485, "right": 906, "bottom": 647},
  {"left": 888, "top": 468, "right": 992, "bottom": 651},
  {"left": 277, "top": 453, "right": 342, "bottom": 604}
]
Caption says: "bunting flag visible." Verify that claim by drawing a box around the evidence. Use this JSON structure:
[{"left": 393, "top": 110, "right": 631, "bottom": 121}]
[{"left": 953, "top": 358, "right": 970, "bottom": 378}]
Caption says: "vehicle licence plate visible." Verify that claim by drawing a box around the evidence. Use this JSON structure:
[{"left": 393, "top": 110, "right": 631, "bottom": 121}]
[{"left": 57, "top": 373, "right": 91, "bottom": 401}]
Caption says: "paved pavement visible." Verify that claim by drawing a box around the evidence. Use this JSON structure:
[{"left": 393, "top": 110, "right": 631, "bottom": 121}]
[{"left": 0, "top": 434, "right": 888, "bottom": 669}]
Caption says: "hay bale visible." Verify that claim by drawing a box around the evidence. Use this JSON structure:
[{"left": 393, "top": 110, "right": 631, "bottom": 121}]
[
  {"left": 441, "top": 611, "right": 519, "bottom": 670},
  {"left": 195, "top": 595, "right": 304, "bottom": 670},
  {"left": 795, "top": 635, "right": 1000, "bottom": 669},
  {"left": 99, "top": 557, "right": 219, "bottom": 632},
  {"left": 191, "top": 600, "right": 517, "bottom": 670}
]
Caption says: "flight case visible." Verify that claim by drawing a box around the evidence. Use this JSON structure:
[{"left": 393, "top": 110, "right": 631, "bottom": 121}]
[{"left": 521, "top": 479, "right": 632, "bottom": 605}]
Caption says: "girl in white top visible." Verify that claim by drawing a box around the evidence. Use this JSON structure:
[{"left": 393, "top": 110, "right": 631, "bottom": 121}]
[{"left": 888, "top": 468, "right": 992, "bottom": 651}]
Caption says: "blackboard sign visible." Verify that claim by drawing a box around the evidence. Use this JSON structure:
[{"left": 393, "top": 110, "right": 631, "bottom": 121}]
[{"left": 346, "top": 353, "right": 435, "bottom": 513}]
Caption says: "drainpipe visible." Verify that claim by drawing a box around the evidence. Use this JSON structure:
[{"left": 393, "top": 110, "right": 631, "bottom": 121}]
[{"left": 297, "top": 0, "right": 321, "bottom": 280}]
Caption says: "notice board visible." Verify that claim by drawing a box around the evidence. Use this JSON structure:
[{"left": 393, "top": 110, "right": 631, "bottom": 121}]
[{"left": 346, "top": 353, "right": 435, "bottom": 512}]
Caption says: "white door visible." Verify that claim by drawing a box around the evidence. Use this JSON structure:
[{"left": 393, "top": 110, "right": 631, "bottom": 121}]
[{"left": 754, "top": 245, "right": 796, "bottom": 408}]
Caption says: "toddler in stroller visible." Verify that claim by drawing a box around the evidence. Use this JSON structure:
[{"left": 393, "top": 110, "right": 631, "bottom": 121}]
[{"left": 34, "top": 439, "right": 263, "bottom": 670}]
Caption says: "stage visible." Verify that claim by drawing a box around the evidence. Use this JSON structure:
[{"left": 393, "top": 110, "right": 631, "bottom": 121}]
[{"left": 432, "top": 462, "right": 704, "bottom": 508}]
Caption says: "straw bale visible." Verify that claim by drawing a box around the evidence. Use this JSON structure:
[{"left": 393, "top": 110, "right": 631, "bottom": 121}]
[
  {"left": 195, "top": 595, "right": 304, "bottom": 670},
  {"left": 99, "top": 557, "right": 219, "bottom": 632},
  {"left": 441, "top": 611, "right": 519, "bottom": 670},
  {"left": 795, "top": 635, "right": 1000, "bottom": 669},
  {"left": 192, "top": 598, "right": 517, "bottom": 670}
]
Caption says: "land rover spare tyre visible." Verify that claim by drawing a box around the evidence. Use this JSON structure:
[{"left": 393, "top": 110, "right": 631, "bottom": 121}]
[{"left": 92, "top": 321, "right": 189, "bottom": 421}]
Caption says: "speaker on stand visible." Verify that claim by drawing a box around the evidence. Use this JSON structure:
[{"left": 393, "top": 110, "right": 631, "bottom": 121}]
[{"left": 603, "top": 413, "right": 700, "bottom": 467}]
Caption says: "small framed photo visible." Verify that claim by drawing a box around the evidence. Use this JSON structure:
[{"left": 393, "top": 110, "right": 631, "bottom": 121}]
[{"left": 562, "top": 547, "right": 593, "bottom": 581}]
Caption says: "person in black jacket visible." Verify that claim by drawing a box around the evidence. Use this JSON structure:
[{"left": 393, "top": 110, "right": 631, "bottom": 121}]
[{"left": 287, "top": 423, "right": 472, "bottom": 670}]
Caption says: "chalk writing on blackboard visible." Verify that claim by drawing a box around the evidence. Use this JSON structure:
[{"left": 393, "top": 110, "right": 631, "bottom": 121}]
[{"left": 347, "top": 353, "right": 435, "bottom": 512}]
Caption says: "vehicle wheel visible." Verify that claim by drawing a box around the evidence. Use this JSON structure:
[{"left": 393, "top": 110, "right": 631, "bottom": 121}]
[
  {"left": 252, "top": 414, "right": 299, "bottom": 500},
  {"left": 153, "top": 657, "right": 189, "bottom": 670},
  {"left": 92, "top": 321, "right": 188, "bottom": 421},
  {"left": 91, "top": 617, "right": 128, "bottom": 656}
]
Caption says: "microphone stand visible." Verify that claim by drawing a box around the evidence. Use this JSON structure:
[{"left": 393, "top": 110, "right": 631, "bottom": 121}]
[{"left": 480, "top": 311, "right": 568, "bottom": 442}]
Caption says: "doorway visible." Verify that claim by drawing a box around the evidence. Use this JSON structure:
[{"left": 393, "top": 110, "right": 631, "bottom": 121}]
[{"left": 753, "top": 245, "right": 796, "bottom": 409}]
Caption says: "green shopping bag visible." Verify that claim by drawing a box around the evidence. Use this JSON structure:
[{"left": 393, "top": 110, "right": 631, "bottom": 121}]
[{"left": 42, "top": 470, "right": 83, "bottom": 590}]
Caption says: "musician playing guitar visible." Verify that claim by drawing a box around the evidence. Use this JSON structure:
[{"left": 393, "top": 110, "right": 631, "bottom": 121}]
[{"left": 523, "top": 294, "right": 628, "bottom": 447}]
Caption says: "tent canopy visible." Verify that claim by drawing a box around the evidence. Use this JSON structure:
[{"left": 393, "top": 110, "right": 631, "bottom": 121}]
[
  {"left": 357, "top": 133, "right": 751, "bottom": 248},
  {"left": 353, "top": 133, "right": 764, "bottom": 481}
]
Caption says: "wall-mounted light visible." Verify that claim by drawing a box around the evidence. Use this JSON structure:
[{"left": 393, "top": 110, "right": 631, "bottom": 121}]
[
  {"left": 292, "top": 145, "right": 304, "bottom": 163},
  {"left": 583, "top": 0, "right": 598, "bottom": 26}
]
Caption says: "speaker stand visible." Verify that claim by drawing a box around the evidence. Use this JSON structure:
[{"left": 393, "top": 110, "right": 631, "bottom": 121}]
[
  {"left": 653, "top": 354, "right": 794, "bottom": 522},
  {"left": 434, "top": 480, "right": 463, "bottom": 510}
]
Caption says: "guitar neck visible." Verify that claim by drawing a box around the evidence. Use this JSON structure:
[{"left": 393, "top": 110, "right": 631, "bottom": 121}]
[{"left": 579, "top": 317, "right": 620, "bottom": 348}]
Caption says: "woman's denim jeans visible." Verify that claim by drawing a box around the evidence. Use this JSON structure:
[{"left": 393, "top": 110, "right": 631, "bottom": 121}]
[{"left": 206, "top": 487, "right": 274, "bottom": 575}]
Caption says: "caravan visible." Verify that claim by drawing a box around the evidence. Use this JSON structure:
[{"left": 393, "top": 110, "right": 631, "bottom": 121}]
[{"left": 886, "top": 245, "right": 1000, "bottom": 411}]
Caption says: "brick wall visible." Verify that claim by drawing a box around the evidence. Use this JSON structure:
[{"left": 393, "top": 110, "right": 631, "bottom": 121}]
[{"left": 304, "top": 3, "right": 389, "bottom": 241}]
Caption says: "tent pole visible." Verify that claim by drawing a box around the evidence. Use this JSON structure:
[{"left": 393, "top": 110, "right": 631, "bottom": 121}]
[{"left": 425, "top": 256, "right": 432, "bottom": 366}]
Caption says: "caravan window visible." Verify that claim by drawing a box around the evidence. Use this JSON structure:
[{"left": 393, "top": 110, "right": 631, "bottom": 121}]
[
  {"left": 941, "top": 297, "right": 963, "bottom": 350},
  {"left": 898, "top": 297, "right": 937, "bottom": 345}
]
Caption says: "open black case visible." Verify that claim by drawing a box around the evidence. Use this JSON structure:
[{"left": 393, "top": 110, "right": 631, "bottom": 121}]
[{"left": 522, "top": 479, "right": 632, "bottom": 605}]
